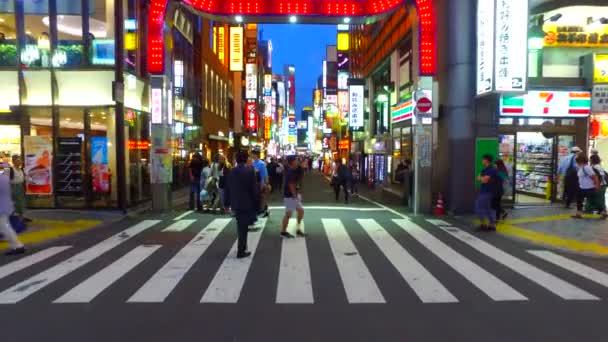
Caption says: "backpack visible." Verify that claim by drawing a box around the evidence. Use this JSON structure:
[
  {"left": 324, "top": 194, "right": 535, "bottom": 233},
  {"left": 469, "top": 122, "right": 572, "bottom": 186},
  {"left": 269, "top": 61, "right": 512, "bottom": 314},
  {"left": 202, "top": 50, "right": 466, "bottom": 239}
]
[{"left": 592, "top": 165, "right": 608, "bottom": 187}]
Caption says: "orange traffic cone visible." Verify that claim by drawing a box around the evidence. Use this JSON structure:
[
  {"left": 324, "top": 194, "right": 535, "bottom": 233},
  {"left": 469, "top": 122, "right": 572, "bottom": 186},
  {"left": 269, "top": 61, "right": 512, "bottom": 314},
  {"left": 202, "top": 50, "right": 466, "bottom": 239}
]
[{"left": 434, "top": 193, "right": 445, "bottom": 216}]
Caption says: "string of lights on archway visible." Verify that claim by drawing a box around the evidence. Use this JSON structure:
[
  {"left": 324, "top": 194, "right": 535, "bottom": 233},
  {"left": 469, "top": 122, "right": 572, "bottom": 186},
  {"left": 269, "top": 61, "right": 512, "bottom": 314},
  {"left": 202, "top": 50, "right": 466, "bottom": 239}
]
[{"left": 147, "top": 0, "right": 436, "bottom": 76}]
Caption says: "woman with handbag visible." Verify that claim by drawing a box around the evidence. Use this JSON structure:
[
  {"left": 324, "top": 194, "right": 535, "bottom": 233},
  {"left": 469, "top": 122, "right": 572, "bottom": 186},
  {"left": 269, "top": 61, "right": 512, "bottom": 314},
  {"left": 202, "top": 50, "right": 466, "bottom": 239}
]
[{"left": 573, "top": 154, "right": 607, "bottom": 219}]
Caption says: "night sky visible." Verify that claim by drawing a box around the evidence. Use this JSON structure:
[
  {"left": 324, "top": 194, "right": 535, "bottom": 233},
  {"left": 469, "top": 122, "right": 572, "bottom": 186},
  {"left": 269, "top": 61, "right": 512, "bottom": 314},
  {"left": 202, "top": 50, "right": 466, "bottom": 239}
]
[{"left": 259, "top": 24, "right": 337, "bottom": 119}]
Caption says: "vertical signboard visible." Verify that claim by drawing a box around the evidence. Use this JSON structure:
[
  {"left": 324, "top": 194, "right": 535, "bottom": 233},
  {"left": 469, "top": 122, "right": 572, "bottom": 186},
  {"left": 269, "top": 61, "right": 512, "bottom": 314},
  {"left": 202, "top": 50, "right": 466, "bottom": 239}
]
[
  {"left": 229, "top": 26, "right": 243, "bottom": 71},
  {"left": 494, "top": 0, "right": 528, "bottom": 92},
  {"left": 151, "top": 88, "right": 162, "bottom": 124},
  {"left": 264, "top": 117, "right": 271, "bottom": 140},
  {"left": 245, "top": 64, "right": 257, "bottom": 99},
  {"left": 264, "top": 74, "right": 272, "bottom": 94},
  {"left": 477, "top": 0, "right": 495, "bottom": 95},
  {"left": 349, "top": 84, "right": 364, "bottom": 130},
  {"left": 264, "top": 95, "right": 272, "bottom": 118},
  {"left": 91, "top": 136, "right": 110, "bottom": 193},
  {"left": 218, "top": 26, "right": 225, "bottom": 64},
  {"left": 56, "top": 137, "right": 83, "bottom": 196},
  {"left": 338, "top": 90, "right": 349, "bottom": 120},
  {"left": 245, "top": 101, "right": 258, "bottom": 130}
]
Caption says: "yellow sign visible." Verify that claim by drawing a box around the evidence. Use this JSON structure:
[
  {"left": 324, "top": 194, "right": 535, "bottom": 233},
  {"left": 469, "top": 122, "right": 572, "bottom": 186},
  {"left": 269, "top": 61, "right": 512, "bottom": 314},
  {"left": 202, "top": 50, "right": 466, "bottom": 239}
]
[
  {"left": 337, "top": 32, "right": 349, "bottom": 51},
  {"left": 213, "top": 27, "right": 217, "bottom": 54},
  {"left": 125, "top": 32, "right": 137, "bottom": 51},
  {"left": 595, "top": 55, "right": 608, "bottom": 84},
  {"left": 229, "top": 27, "right": 243, "bottom": 71},
  {"left": 543, "top": 24, "right": 608, "bottom": 48},
  {"left": 218, "top": 27, "right": 225, "bottom": 64}
]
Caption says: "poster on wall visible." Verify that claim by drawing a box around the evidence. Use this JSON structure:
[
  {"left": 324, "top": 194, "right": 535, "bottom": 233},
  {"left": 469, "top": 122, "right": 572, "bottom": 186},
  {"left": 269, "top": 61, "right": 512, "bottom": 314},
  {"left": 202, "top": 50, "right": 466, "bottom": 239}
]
[
  {"left": 56, "top": 137, "right": 83, "bottom": 196},
  {"left": 151, "top": 126, "right": 173, "bottom": 184},
  {"left": 24, "top": 136, "right": 53, "bottom": 195},
  {"left": 91, "top": 137, "right": 110, "bottom": 193},
  {"left": 494, "top": 0, "right": 528, "bottom": 92}
]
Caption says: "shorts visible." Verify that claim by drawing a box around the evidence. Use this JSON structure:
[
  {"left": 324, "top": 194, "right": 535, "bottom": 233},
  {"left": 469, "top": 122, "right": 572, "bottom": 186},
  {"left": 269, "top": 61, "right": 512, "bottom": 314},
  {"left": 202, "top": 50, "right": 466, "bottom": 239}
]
[{"left": 284, "top": 197, "right": 302, "bottom": 213}]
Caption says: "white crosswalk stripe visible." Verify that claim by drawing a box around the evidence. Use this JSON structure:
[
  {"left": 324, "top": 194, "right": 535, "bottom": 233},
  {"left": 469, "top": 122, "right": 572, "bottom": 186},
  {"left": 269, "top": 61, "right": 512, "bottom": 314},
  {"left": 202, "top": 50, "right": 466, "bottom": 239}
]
[
  {"left": 434, "top": 225, "right": 599, "bottom": 300},
  {"left": 0, "top": 220, "right": 160, "bottom": 304},
  {"left": 394, "top": 219, "right": 527, "bottom": 301},
  {"left": 323, "top": 218, "right": 385, "bottom": 303},
  {"left": 1, "top": 216, "right": 607, "bottom": 305},
  {"left": 276, "top": 218, "right": 313, "bottom": 303},
  {"left": 55, "top": 245, "right": 162, "bottom": 303},
  {"left": 128, "top": 218, "right": 231, "bottom": 303},
  {"left": 163, "top": 219, "right": 197, "bottom": 232},
  {"left": 528, "top": 250, "right": 608, "bottom": 289},
  {"left": 358, "top": 219, "right": 457, "bottom": 303},
  {"left": 202, "top": 218, "right": 268, "bottom": 303},
  {"left": 174, "top": 211, "right": 194, "bottom": 220}
]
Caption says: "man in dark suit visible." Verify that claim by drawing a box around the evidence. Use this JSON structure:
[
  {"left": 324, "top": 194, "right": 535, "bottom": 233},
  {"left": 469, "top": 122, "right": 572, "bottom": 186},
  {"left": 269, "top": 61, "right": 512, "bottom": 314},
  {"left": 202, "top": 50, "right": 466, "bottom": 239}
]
[{"left": 224, "top": 151, "right": 258, "bottom": 258}]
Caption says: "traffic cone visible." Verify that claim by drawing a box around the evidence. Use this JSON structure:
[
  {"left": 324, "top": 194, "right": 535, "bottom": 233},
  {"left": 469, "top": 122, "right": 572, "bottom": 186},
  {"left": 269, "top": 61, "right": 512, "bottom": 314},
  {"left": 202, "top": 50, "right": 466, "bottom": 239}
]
[{"left": 434, "top": 193, "right": 445, "bottom": 216}]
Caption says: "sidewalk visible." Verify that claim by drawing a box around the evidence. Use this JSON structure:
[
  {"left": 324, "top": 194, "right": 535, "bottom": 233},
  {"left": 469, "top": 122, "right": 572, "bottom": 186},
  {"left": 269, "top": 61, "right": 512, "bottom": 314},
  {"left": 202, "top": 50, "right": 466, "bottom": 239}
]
[{"left": 455, "top": 205, "right": 608, "bottom": 257}]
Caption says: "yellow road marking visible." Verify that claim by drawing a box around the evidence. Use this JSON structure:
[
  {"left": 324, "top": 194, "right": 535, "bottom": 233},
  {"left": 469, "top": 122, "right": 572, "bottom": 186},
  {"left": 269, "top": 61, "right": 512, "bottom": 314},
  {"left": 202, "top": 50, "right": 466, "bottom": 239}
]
[{"left": 0, "top": 219, "right": 101, "bottom": 250}]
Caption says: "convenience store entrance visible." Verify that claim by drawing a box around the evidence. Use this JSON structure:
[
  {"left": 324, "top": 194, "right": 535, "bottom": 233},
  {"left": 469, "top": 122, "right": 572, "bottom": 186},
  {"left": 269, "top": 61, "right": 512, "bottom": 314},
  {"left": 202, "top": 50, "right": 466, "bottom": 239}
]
[{"left": 499, "top": 131, "right": 576, "bottom": 206}]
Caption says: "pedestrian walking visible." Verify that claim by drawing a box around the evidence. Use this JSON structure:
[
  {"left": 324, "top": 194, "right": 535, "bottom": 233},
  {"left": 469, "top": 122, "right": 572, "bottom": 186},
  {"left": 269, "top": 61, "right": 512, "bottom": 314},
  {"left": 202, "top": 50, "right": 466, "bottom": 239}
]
[
  {"left": 188, "top": 153, "right": 203, "bottom": 211},
  {"left": 590, "top": 154, "right": 608, "bottom": 216},
  {"left": 0, "top": 167, "right": 25, "bottom": 255},
  {"left": 557, "top": 146, "right": 581, "bottom": 208},
  {"left": 493, "top": 159, "right": 509, "bottom": 221},
  {"left": 9, "top": 155, "right": 27, "bottom": 221},
  {"left": 475, "top": 154, "right": 501, "bottom": 231},
  {"left": 281, "top": 155, "right": 305, "bottom": 238},
  {"left": 224, "top": 151, "right": 258, "bottom": 258},
  {"left": 252, "top": 149, "right": 270, "bottom": 217},
  {"left": 333, "top": 159, "right": 349, "bottom": 203},
  {"left": 572, "top": 154, "right": 606, "bottom": 219},
  {"left": 351, "top": 163, "right": 360, "bottom": 195}
]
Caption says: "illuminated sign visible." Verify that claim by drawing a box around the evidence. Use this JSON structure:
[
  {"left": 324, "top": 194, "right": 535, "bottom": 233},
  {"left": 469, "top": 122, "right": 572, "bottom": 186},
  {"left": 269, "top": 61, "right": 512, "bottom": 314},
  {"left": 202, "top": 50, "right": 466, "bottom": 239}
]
[
  {"left": 338, "top": 139, "right": 350, "bottom": 150},
  {"left": 349, "top": 84, "right": 364, "bottom": 129},
  {"left": 245, "top": 101, "right": 258, "bottom": 130},
  {"left": 264, "top": 74, "right": 272, "bottom": 94},
  {"left": 323, "top": 60, "right": 327, "bottom": 88},
  {"left": 264, "top": 95, "right": 272, "bottom": 118},
  {"left": 314, "top": 89, "right": 322, "bottom": 106},
  {"left": 544, "top": 26, "right": 608, "bottom": 48},
  {"left": 264, "top": 117, "right": 271, "bottom": 140},
  {"left": 500, "top": 91, "right": 591, "bottom": 117},
  {"left": 392, "top": 94, "right": 413, "bottom": 123},
  {"left": 151, "top": 88, "right": 162, "bottom": 124},
  {"left": 476, "top": 0, "right": 494, "bottom": 95},
  {"left": 592, "top": 85, "right": 608, "bottom": 113},
  {"left": 229, "top": 26, "right": 243, "bottom": 71},
  {"left": 338, "top": 52, "right": 349, "bottom": 71},
  {"left": 337, "top": 32, "right": 349, "bottom": 51},
  {"left": 245, "top": 64, "right": 257, "bottom": 99},
  {"left": 128, "top": 140, "right": 151, "bottom": 150},
  {"left": 297, "top": 121, "right": 308, "bottom": 129},
  {"left": 218, "top": 26, "right": 225, "bottom": 64},
  {"left": 125, "top": 32, "right": 137, "bottom": 51},
  {"left": 338, "top": 90, "right": 349, "bottom": 119},
  {"left": 595, "top": 54, "right": 608, "bottom": 84},
  {"left": 494, "top": 0, "right": 528, "bottom": 92},
  {"left": 278, "top": 82, "right": 286, "bottom": 107},
  {"left": 326, "top": 94, "right": 338, "bottom": 105},
  {"left": 338, "top": 72, "right": 349, "bottom": 90}
]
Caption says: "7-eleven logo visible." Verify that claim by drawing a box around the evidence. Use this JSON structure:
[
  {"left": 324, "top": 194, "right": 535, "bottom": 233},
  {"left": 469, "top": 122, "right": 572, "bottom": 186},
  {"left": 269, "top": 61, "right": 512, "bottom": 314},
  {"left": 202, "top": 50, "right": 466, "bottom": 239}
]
[{"left": 539, "top": 92, "right": 554, "bottom": 114}]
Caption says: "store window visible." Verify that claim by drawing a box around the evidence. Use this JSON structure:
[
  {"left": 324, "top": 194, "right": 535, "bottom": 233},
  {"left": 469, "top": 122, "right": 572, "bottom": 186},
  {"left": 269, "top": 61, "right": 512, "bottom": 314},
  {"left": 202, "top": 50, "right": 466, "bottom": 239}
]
[
  {"left": 26, "top": 108, "right": 54, "bottom": 208},
  {"left": 23, "top": 0, "right": 50, "bottom": 68},
  {"left": 89, "top": 0, "right": 115, "bottom": 66},
  {"left": 0, "top": 7, "right": 17, "bottom": 66},
  {"left": 90, "top": 108, "right": 116, "bottom": 207},
  {"left": 126, "top": 109, "right": 151, "bottom": 205},
  {"left": 0, "top": 125, "right": 21, "bottom": 159},
  {"left": 56, "top": 108, "right": 85, "bottom": 208},
  {"left": 55, "top": 0, "right": 85, "bottom": 67}
]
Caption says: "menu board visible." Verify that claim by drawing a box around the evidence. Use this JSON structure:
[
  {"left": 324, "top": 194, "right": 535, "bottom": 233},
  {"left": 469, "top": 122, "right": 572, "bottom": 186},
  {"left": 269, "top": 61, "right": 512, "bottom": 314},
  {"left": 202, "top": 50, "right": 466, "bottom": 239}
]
[{"left": 56, "top": 137, "right": 83, "bottom": 196}]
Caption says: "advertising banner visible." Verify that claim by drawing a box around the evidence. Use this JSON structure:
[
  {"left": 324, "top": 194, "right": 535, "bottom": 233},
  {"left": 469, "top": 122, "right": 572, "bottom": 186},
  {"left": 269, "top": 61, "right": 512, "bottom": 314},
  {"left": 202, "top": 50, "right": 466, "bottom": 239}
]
[
  {"left": 349, "top": 84, "right": 364, "bottom": 129},
  {"left": 24, "top": 136, "right": 53, "bottom": 195},
  {"left": 477, "top": 0, "right": 495, "bottom": 95},
  {"left": 595, "top": 54, "right": 608, "bottom": 84},
  {"left": 264, "top": 95, "right": 272, "bottom": 118},
  {"left": 245, "top": 102, "right": 258, "bottom": 130},
  {"left": 592, "top": 85, "right": 608, "bottom": 113},
  {"left": 245, "top": 64, "right": 257, "bottom": 99},
  {"left": 278, "top": 82, "right": 286, "bottom": 108},
  {"left": 151, "top": 126, "right": 172, "bottom": 184},
  {"left": 56, "top": 137, "right": 83, "bottom": 196},
  {"left": 494, "top": 0, "right": 528, "bottom": 92},
  {"left": 392, "top": 94, "right": 413, "bottom": 123},
  {"left": 91, "top": 137, "right": 110, "bottom": 193},
  {"left": 338, "top": 90, "right": 349, "bottom": 120}
]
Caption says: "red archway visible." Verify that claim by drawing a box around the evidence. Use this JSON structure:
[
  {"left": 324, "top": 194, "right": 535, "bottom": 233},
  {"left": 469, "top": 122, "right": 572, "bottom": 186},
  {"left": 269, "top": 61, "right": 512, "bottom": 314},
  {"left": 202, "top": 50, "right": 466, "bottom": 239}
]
[{"left": 147, "top": 0, "right": 435, "bottom": 75}]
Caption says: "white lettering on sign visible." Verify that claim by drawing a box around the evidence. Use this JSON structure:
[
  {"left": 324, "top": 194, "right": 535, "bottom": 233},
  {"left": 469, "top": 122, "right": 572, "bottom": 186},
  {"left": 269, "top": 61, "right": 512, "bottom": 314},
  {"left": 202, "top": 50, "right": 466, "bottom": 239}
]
[
  {"left": 349, "top": 85, "right": 364, "bottom": 129},
  {"left": 151, "top": 88, "right": 162, "bottom": 124},
  {"left": 494, "top": 0, "right": 528, "bottom": 92}
]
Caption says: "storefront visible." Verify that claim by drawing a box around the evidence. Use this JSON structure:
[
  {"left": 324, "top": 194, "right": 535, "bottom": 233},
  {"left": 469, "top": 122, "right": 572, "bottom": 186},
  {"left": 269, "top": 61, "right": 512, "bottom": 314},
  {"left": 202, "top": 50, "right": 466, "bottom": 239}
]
[
  {"left": 364, "top": 138, "right": 388, "bottom": 186},
  {"left": 497, "top": 90, "right": 590, "bottom": 205},
  {"left": 391, "top": 95, "right": 414, "bottom": 183}
]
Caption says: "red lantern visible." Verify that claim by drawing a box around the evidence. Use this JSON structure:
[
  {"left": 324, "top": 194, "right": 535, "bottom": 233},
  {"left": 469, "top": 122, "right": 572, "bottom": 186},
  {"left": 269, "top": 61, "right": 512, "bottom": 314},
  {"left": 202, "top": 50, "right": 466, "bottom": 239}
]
[{"left": 591, "top": 119, "right": 601, "bottom": 138}]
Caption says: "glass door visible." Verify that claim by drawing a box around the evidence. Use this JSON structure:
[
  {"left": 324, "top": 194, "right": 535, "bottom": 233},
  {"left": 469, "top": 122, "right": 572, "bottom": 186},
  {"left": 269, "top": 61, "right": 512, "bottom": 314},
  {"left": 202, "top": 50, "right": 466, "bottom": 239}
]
[
  {"left": 498, "top": 135, "right": 515, "bottom": 202},
  {"left": 515, "top": 132, "right": 553, "bottom": 205}
]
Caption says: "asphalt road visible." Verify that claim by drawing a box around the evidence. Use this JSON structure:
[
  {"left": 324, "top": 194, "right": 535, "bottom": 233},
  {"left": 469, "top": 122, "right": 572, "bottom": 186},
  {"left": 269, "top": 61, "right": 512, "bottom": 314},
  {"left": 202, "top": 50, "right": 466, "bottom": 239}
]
[{"left": 0, "top": 173, "right": 607, "bottom": 341}]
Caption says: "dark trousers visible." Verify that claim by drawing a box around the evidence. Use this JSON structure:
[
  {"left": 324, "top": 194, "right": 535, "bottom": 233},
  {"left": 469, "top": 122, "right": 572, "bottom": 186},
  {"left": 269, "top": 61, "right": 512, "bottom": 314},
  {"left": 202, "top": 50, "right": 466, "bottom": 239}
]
[
  {"left": 492, "top": 193, "right": 505, "bottom": 220},
  {"left": 189, "top": 181, "right": 201, "bottom": 210},
  {"left": 334, "top": 182, "right": 349, "bottom": 202},
  {"left": 564, "top": 173, "right": 579, "bottom": 207},
  {"left": 577, "top": 188, "right": 598, "bottom": 212},
  {"left": 351, "top": 180, "right": 358, "bottom": 194},
  {"left": 235, "top": 211, "right": 253, "bottom": 254}
]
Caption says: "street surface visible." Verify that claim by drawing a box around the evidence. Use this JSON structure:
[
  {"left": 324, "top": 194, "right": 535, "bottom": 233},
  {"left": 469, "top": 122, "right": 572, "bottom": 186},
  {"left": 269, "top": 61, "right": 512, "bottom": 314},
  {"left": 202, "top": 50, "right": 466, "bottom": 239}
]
[{"left": 0, "top": 173, "right": 607, "bottom": 341}]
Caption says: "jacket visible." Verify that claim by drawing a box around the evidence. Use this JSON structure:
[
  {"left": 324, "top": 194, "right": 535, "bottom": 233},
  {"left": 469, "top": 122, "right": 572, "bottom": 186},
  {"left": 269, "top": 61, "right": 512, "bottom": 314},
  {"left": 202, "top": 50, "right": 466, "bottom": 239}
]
[{"left": 224, "top": 164, "right": 258, "bottom": 212}]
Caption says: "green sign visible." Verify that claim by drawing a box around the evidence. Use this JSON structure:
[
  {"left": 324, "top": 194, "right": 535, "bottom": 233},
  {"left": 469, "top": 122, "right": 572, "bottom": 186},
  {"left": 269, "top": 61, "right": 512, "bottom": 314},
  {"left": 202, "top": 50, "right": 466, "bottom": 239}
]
[{"left": 475, "top": 138, "right": 498, "bottom": 188}]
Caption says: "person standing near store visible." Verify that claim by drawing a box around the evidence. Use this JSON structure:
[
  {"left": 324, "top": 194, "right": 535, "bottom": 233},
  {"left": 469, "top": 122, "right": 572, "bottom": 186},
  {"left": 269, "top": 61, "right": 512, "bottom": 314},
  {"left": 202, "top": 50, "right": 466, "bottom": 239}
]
[
  {"left": 333, "top": 159, "right": 350, "bottom": 203},
  {"left": 493, "top": 159, "right": 509, "bottom": 221},
  {"left": 557, "top": 146, "right": 582, "bottom": 208},
  {"left": 224, "top": 151, "right": 257, "bottom": 258},
  {"left": 9, "top": 155, "right": 27, "bottom": 221},
  {"left": 590, "top": 154, "right": 608, "bottom": 217},
  {"left": 572, "top": 154, "right": 606, "bottom": 219},
  {"left": 252, "top": 149, "right": 270, "bottom": 218},
  {"left": 0, "top": 167, "right": 25, "bottom": 255},
  {"left": 476, "top": 154, "right": 500, "bottom": 231},
  {"left": 188, "top": 153, "right": 203, "bottom": 211},
  {"left": 351, "top": 163, "right": 360, "bottom": 196}
]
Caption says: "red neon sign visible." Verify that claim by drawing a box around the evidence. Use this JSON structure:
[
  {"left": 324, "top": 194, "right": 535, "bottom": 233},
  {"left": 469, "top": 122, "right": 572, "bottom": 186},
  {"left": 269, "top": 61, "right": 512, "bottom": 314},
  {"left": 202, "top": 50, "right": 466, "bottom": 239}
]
[
  {"left": 245, "top": 102, "right": 258, "bottom": 130},
  {"left": 148, "top": 0, "right": 436, "bottom": 75}
]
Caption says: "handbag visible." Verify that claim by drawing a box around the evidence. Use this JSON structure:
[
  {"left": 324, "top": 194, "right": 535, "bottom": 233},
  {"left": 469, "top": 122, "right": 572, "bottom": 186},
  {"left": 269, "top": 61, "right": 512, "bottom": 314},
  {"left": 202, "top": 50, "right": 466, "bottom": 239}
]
[{"left": 9, "top": 215, "right": 27, "bottom": 234}]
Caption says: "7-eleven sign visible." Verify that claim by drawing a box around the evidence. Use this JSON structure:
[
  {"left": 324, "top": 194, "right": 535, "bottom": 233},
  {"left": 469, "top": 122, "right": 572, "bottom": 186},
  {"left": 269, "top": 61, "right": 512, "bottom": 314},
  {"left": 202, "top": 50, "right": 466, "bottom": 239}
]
[{"left": 500, "top": 91, "right": 591, "bottom": 117}]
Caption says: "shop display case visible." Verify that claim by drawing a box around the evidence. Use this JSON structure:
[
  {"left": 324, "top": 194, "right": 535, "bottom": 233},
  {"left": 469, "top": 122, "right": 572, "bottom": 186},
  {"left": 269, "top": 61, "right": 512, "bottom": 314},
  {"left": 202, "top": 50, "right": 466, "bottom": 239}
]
[{"left": 515, "top": 144, "right": 553, "bottom": 198}]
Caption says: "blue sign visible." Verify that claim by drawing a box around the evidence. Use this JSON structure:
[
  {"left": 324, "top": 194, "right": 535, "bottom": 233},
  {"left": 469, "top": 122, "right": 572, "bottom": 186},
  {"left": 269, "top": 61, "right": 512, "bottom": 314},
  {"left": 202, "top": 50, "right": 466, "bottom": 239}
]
[{"left": 91, "top": 137, "right": 108, "bottom": 165}]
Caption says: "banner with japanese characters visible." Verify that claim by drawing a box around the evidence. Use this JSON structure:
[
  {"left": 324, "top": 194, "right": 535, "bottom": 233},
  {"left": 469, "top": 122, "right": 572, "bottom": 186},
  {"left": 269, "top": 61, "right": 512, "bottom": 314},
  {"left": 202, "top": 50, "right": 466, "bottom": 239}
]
[
  {"left": 494, "top": 0, "right": 528, "bottom": 92},
  {"left": 349, "top": 84, "right": 364, "bottom": 130}
]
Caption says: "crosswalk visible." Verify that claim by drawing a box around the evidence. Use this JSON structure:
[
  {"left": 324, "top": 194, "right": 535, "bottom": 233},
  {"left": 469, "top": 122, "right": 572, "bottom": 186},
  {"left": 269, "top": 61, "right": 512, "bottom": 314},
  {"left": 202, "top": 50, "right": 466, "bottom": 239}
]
[{"left": 0, "top": 213, "right": 607, "bottom": 305}]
